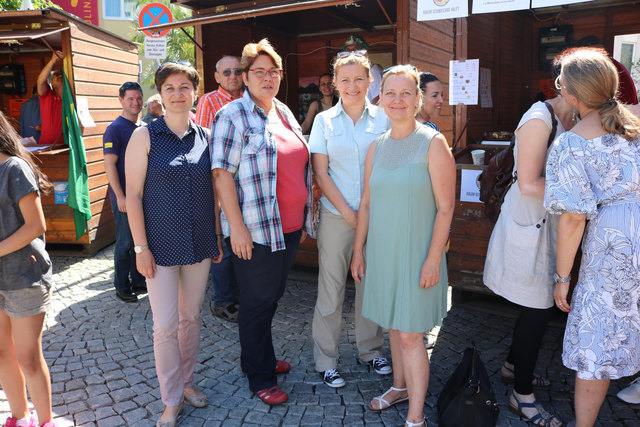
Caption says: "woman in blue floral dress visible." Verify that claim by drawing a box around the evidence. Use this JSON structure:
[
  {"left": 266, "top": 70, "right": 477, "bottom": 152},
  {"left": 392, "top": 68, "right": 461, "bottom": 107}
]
[{"left": 544, "top": 48, "right": 640, "bottom": 427}]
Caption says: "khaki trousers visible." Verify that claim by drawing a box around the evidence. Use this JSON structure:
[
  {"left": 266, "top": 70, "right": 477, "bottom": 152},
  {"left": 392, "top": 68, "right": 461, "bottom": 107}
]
[
  {"left": 312, "top": 206, "right": 383, "bottom": 372},
  {"left": 147, "top": 259, "right": 210, "bottom": 406}
]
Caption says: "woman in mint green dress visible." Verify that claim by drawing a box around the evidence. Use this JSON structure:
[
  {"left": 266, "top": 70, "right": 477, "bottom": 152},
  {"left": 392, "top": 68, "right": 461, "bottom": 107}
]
[{"left": 351, "top": 65, "right": 455, "bottom": 427}]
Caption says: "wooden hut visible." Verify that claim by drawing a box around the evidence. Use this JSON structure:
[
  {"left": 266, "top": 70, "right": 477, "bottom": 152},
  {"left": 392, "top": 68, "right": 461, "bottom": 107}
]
[
  {"left": 0, "top": 8, "right": 139, "bottom": 254},
  {"left": 149, "top": 0, "right": 639, "bottom": 292}
]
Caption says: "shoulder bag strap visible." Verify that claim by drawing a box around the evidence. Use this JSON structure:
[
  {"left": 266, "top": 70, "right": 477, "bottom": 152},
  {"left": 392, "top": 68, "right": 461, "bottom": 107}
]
[{"left": 543, "top": 101, "right": 558, "bottom": 148}]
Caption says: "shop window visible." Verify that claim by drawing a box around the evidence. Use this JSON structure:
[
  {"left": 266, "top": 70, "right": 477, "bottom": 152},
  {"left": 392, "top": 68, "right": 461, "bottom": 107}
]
[
  {"left": 620, "top": 43, "right": 634, "bottom": 71},
  {"left": 103, "top": 0, "right": 136, "bottom": 20}
]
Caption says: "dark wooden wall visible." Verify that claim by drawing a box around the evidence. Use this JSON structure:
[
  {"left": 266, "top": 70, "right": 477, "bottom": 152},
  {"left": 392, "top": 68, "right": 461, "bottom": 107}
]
[
  {"left": 465, "top": 11, "right": 532, "bottom": 143},
  {"left": 407, "top": 0, "right": 456, "bottom": 146}
]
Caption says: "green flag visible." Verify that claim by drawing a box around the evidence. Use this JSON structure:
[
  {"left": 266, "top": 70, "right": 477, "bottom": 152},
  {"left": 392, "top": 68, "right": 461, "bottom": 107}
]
[{"left": 62, "top": 73, "right": 91, "bottom": 240}]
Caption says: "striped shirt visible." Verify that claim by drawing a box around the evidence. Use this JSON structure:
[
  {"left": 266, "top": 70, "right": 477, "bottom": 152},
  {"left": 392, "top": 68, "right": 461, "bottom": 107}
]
[
  {"left": 195, "top": 86, "right": 243, "bottom": 130},
  {"left": 210, "top": 90, "right": 315, "bottom": 251}
]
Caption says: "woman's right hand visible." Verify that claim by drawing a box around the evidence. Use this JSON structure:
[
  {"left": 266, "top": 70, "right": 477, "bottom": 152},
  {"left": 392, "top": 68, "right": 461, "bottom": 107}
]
[
  {"left": 136, "top": 249, "right": 157, "bottom": 279},
  {"left": 231, "top": 225, "right": 254, "bottom": 260},
  {"left": 343, "top": 208, "right": 358, "bottom": 229},
  {"left": 350, "top": 251, "right": 365, "bottom": 283}
]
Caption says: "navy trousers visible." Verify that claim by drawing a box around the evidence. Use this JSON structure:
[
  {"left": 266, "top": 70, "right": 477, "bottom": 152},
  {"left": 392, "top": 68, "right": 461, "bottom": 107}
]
[{"left": 229, "top": 230, "right": 301, "bottom": 392}]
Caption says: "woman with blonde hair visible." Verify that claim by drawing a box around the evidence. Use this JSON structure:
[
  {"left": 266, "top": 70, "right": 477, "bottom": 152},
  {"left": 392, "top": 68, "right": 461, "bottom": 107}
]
[
  {"left": 351, "top": 65, "right": 455, "bottom": 426},
  {"left": 545, "top": 48, "right": 640, "bottom": 427},
  {"left": 309, "top": 50, "right": 390, "bottom": 388},
  {"left": 211, "top": 39, "right": 314, "bottom": 405}
]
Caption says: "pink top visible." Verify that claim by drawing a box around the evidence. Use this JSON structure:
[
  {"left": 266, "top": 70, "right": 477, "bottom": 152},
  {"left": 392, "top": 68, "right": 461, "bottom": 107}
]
[{"left": 269, "top": 112, "right": 309, "bottom": 233}]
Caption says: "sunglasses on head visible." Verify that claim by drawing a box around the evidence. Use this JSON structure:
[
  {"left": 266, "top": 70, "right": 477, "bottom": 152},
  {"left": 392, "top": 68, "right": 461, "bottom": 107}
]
[
  {"left": 159, "top": 60, "right": 192, "bottom": 69},
  {"left": 120, "top": 81, "right": 142, "bottom": 91},
  {"left": 383, "top": 64, "right": 418, "bottom": 74},
  {"left": 336, "top": 50, "right": 367, "bottom": 58},
  {"left": 221, "top": 68, "right": 242, "bottom": 77}
]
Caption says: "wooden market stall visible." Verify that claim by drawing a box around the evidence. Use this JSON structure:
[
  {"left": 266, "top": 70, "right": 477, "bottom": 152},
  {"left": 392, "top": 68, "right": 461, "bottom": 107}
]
[
  {"left": 154, "top": 0, "right": 639, "bottom": 293},
  {"left": 0, "top": 8, "right": 139, "bottom": 254}
]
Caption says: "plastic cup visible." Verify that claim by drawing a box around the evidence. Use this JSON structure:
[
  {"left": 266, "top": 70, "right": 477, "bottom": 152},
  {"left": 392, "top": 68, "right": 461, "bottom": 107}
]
[{"left": 471, "top": 149, "right": 485, "bottom": 166}]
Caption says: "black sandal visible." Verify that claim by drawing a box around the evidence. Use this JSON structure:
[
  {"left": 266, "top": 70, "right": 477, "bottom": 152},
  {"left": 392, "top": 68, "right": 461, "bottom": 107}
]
[{"left": 501, "top": 363, "right": 550, "bottom": 387}]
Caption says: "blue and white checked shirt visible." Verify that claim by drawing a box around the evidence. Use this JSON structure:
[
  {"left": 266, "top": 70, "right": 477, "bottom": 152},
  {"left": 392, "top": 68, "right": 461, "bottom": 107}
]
[{"left": 210, "top": 90, "right": 315, "bottom": 252}]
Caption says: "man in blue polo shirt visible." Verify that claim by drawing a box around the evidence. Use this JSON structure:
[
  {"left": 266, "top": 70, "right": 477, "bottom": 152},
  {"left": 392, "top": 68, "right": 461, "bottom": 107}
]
[{"left": 103, "top": 82, "right": 146, "bottom": 303}]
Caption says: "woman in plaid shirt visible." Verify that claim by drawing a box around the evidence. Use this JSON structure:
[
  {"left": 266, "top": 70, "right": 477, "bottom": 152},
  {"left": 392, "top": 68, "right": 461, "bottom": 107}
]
[{"left": 211, "top": 39, "right": 315, "bottom": 405}]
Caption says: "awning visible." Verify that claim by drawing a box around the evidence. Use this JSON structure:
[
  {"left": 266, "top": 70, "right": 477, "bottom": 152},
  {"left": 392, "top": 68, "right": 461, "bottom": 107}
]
[
  {"left": 0, "top": 27, "right": 67, "bottom": 44},
  {"left": 138, "top": 0, "right": 356, "bottom": 32}
]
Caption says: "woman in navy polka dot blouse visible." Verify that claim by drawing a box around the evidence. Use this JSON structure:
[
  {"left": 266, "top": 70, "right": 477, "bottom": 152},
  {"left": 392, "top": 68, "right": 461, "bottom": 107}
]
[{"left": 125, "top": 62, "right": 223, "bottom": 427}]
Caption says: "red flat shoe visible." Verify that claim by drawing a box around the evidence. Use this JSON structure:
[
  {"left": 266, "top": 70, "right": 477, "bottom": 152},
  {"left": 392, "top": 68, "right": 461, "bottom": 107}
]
[
  {"left": 274, "top": 360, "right": 291, "bottom": 374},
  {"left": 256, "top": 385, "right": 288, "bottom": 405}
]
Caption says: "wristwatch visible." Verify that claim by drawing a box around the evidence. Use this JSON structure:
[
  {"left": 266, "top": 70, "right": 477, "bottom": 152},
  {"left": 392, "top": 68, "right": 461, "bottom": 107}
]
[
  {"left": 554, "top": 272, "right": 571, "bottom": 284},
  {"left": 134, "top": 245, "right": 148, "bottom": 254}
]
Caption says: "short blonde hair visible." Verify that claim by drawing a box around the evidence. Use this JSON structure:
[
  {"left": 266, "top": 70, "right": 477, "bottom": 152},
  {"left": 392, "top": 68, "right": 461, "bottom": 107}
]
[
  {"left": 240, "top": 39, "right": 282, "bottom": 71},
  {"left": 381, "top": 65, "right": 422, "bottom": 115},
  {"left": 561, "top": 48, "right": 639, "bottom": 140}
]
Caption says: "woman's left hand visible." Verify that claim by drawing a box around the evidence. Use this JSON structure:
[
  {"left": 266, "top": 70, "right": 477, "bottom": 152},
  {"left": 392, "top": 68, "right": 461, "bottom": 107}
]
[
  {"left": 300, "top": 230, "right": 307, "bottom": 244},
  {"left": 554, "top": 282, "right": 571, "bottom": 312},
  {"left": 212, "top": 238, "right": 224, "bottom": 264},
  {"left": 420, "top": 258, "right": 440, "bottom": 289}
]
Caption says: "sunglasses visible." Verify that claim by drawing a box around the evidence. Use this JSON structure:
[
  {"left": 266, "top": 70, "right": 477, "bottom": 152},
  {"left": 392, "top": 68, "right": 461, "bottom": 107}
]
[
  {"left": 120, "top": 81, "right": 142, "bottom": 91},
  {"left": 221, "top": 68, "right": 242, "bottom": 77},
  {"left": 336, "top": 50, "right": 367, "bottom": 58},
  {"left": 383, "top": 64, "right": 418, "bottom": 74},
  {"left": 554, "top": 76, "right": 563, "bottom": 91},
  {"left": 249, "top": 68, "right": 283, "bottom": 79},
  {"left": 159, "top": 60, "right": 192, "bottom": 69}
]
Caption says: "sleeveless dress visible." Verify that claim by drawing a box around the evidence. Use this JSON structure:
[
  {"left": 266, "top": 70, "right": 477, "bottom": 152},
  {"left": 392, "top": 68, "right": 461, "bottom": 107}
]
[
  {"left": 483, "top": 101, "right": 565, "bottom": 309},
  {"left": 362, "top": 126, "right": 448, "bottom": 333}
]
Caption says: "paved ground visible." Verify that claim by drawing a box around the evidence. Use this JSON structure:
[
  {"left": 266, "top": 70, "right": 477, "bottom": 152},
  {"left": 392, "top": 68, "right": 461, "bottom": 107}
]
[{"left": 1, "top": 245, "right": 639, "bottom": 426}]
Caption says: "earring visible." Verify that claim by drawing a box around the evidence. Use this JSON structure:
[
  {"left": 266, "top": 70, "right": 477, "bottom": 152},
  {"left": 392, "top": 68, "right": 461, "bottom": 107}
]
[{"left": 571, "top": 108, "right": 576, "bottom": 121}]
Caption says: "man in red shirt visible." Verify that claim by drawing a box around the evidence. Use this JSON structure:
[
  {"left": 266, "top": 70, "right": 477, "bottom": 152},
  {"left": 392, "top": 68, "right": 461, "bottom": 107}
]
[
  {"left": 36, "top": 50, "right": 64, "bottom": 145},
  {"left": 195, "top": 55, "right": 243, "bottom": 130}
]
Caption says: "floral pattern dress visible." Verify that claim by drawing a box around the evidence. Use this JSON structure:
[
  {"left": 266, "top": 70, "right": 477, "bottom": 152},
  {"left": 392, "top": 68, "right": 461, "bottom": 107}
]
[{"left": 545, "top": 131, "right": 640, "bottom": 380}]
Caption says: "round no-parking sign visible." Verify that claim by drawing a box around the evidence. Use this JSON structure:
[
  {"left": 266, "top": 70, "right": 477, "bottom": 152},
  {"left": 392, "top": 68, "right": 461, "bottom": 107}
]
[{"left": 139, "top": 3, "right": 173, "bottom": 38}]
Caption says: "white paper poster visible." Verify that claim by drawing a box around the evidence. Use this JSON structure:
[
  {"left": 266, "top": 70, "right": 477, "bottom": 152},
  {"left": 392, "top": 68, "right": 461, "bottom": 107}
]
[
  {"left": 531, "top": 0, "right": 593, "bottom": 7},
  {"left": 460, "top": 169, "right": 483, "bottom": 203},
  {"left": 417, "top": 0, "right": 468, "bottom": 21},
  {"left": 76, "top": 97, "right": 95, "bottom": 128},
  {"left": 449, "top": 59, "right": 479, "bottom": 105},
  {"left": 472, "top": 0, "right": 529, "bottom": 14},
  {"left": 145, "top": 36, "right": 167, "bottom": 60},
  {"left": 479, "top": 67, "right": 492, "bottom": 108}
]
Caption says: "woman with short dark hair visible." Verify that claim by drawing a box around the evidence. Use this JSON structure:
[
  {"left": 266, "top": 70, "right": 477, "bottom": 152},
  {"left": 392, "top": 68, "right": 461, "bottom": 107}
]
[{"left": 126, "top": 62, "right": 222, "bottom": 427}]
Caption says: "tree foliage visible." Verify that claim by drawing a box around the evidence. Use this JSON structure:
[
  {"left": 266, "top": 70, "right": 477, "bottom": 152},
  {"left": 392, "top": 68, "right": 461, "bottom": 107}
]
[
  {"left": 132, "top": 0, "right": 195, "bottom": 88},
  {"left": 0, "top": 0, "right": 58, "bottom": 10}
]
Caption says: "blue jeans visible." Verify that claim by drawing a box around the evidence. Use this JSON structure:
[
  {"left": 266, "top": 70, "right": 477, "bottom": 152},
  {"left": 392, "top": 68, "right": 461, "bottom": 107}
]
[
  {"left": 211, "top": 238, "right": 238, "bottom": 307},
  {"left": 111, "top": 202, "right": 145, "bottom": 291}
]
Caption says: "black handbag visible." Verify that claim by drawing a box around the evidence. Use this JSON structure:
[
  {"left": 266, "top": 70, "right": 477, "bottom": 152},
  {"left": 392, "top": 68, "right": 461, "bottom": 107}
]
[{"left": 437, "top": 346, "right": 499, "bottom": 427}]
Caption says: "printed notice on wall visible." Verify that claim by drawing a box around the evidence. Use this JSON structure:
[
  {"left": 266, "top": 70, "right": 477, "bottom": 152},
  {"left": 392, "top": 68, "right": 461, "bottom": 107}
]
[
  {"left": 460, "top": 169, "right": 482, "bottom": 203},
  {"left": 480, "top": 67, "right": 493, "bottom": 108},
  {"left": 417, "top": 0, "right": 468, "bottom": 21},
  {"left": 449, "top": 59, "right": 479, "bottom": 105},
  {"left": 76, "top": 97, "right": 96, "bottom": 128},
  {"left": 531, "top": 0, "right": 593, "bottom": 7},
  {"left": 472, "top": 0, "right": 529, "bottom": 14},
  {"left": 54, "top": 182, "right": 68, "bottom": 205}
]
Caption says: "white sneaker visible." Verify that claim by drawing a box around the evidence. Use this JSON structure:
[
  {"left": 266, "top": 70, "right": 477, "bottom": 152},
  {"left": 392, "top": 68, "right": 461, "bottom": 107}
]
[{"left": 617, "top": 377, "right": 640, "bottom": 404}]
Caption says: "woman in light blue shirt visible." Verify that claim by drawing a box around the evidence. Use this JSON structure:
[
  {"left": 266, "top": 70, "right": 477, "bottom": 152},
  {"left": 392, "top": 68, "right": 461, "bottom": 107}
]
[{"left": 309, "top": 51, "right": 390, "bottom": 388}]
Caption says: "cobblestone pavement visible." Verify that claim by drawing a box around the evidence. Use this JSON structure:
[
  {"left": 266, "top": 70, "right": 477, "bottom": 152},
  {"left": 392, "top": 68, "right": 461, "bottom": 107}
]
[{"left": 1, "top": 245, "right": 639, "bottom": 426}]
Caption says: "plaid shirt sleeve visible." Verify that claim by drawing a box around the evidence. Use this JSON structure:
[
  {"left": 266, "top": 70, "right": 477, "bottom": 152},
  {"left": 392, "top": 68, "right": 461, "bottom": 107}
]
[
  {"left": 211, "top": 108, "right": 243, "bottom": 175},
  {"left": 195, "top": 93, "right": 214, "bottom": 129}
]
